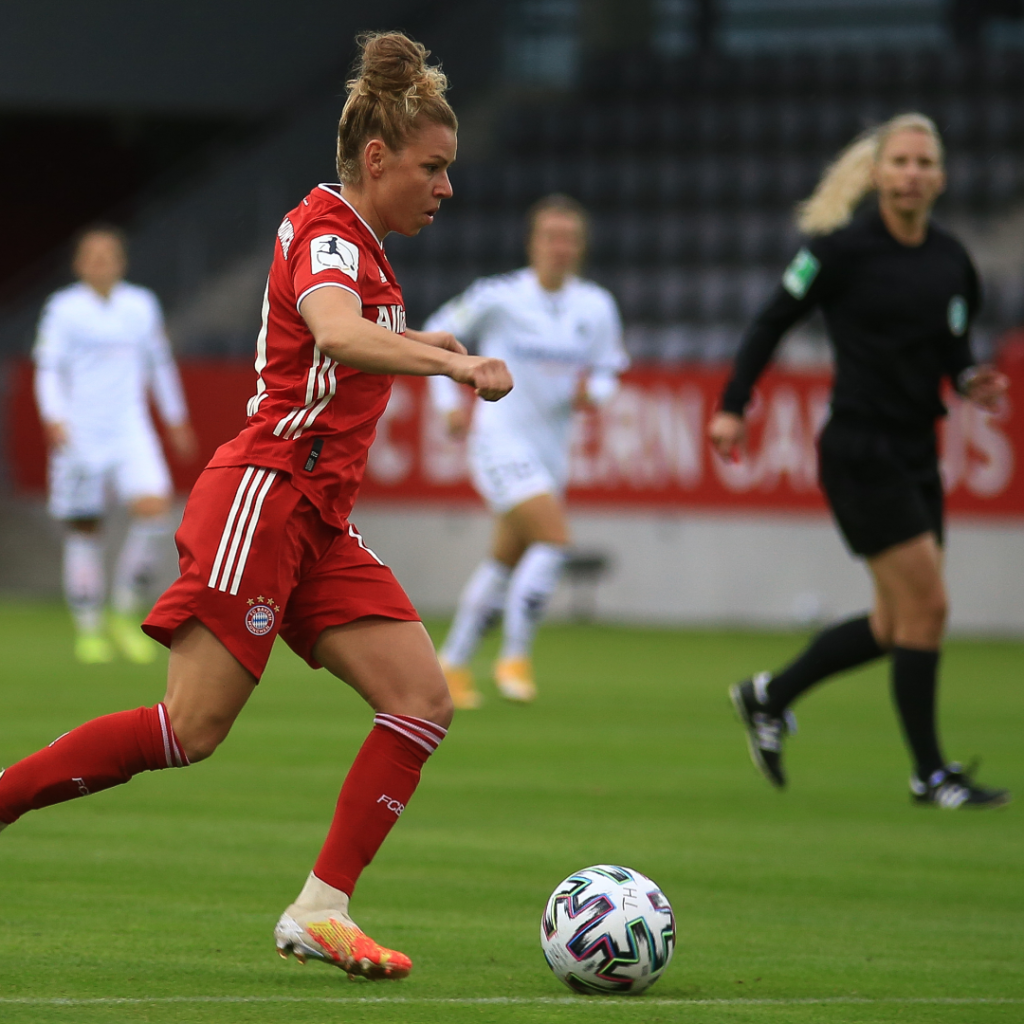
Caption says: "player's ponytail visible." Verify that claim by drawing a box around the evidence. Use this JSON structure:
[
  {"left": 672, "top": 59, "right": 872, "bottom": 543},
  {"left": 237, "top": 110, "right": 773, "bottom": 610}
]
[
  {"left": 795, "top": 112, "right": 944, "bottom": 236},
  {"left": 337, "top": 31, "right": 457, "bottom": 185}
]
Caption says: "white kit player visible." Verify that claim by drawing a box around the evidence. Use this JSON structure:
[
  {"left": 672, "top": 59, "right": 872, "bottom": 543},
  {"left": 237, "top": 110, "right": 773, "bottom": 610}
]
[
  {"left": 34, "top": 226, "right": 197, "bottom": 664},
  {"left": 428, "top": 195, "right": 627, "bottom": 706}
]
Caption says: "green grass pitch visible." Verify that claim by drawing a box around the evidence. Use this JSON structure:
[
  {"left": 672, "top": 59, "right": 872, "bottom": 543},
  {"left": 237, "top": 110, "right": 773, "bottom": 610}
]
[{"left": 1, "top": 600, "right": 1022, "bottom": 1024}]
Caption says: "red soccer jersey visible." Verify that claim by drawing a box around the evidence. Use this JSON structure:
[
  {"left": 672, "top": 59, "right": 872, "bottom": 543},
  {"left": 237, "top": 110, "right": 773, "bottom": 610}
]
[{"left": 208, "top": 184, "right": 407, "bottom": 528}]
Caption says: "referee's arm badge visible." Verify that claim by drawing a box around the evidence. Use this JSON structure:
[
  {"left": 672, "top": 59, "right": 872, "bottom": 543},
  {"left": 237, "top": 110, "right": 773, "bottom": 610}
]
[{"left": 782, "top": 248, "right": 821, "bottom": 300}]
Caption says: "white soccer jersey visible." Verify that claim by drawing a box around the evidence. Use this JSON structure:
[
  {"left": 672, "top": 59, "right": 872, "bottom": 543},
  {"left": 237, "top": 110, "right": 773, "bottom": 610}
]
[
  {"left": 34, "top": 280, "right": 187, "bottom": 455},
  {"left": 426, "top": 268, "right": 627, "bottom": 494}
]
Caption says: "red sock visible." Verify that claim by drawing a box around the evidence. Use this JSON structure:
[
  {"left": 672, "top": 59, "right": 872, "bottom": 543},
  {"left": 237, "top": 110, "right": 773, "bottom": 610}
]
[
  {"left": 313, "top": 714, "right": 447, "bottom": 896},
  {"left": 0, "top": 703, "right": 188, "bottom": 825}
]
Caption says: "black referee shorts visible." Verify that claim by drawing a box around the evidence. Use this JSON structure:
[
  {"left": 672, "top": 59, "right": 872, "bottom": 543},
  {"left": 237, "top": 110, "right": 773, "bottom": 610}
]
[{"left": 818, "top": 415, "right": 944, "bottom": 558}]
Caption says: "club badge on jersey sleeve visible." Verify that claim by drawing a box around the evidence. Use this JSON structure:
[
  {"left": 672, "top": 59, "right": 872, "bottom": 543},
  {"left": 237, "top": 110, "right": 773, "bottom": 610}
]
[{"left": 310, "top": 235, "right": 359, "bottom": 280}]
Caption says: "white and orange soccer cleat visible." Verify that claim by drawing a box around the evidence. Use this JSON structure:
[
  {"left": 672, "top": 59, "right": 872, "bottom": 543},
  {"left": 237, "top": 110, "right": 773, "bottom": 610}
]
[
  {"left": 439, "top": 656, "right": 483, "bottom": 710},
  {"left": 275, "top": 874, "right": 411, "bottom": 980},
  {"left": 494, "top": 656, "right": 537, "bottom": 703}
]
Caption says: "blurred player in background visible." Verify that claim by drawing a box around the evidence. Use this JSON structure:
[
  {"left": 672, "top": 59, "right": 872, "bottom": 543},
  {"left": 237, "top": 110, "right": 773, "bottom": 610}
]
[
  {"left": 709, "top": 113, "right": 1010, "bottom": 809},
  {"left": 428, "top": 196, "right": 627, "bottom": 707},
  {"left": 3, "top": 32, "right": 511, "bottom": 979},
  {"left": 34, "top": 227, "right": 196, "bottom": 664}
]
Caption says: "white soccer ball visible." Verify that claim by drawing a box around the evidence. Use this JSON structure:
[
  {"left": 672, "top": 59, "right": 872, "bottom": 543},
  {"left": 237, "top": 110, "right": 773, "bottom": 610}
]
[{"left": 540, "top": 864, "right": 675, "bottom": 995}]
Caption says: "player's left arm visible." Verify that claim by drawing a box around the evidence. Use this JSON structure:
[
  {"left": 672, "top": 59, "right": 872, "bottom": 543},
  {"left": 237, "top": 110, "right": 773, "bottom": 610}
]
[
  {"left": 404, "top": 327, "right": 467, "bottom": 355},
  {"left": 574, "top": 291, "right": 628, "bottom": 411},
  {"left": 302, "top": 287, "right": 512, "bottom": 400}
]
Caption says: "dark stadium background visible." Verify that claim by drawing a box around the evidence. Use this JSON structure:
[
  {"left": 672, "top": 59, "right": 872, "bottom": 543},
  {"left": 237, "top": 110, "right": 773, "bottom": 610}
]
[{"left": 1, "top": 0, "right": 1023, "bottom": 629}]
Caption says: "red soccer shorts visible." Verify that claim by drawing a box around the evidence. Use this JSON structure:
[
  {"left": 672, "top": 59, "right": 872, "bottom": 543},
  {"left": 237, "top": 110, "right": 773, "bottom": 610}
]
[{"left": 144, "top": 465, "right": 419, "bottom": 680}]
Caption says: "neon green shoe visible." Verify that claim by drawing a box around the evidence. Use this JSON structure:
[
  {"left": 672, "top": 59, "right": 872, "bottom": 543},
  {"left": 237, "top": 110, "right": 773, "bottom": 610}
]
[
  {"left": 109, "top": 613, "right": 158, "bottom": 664},
  {"left": 74, "top": 632, "right": 114, "bottom": 664}
]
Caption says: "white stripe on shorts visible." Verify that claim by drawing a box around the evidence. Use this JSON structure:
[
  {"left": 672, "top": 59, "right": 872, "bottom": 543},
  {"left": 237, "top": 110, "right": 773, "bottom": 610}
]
[{"left": 207, "top": 468, "right": 278, "bottom": 596}]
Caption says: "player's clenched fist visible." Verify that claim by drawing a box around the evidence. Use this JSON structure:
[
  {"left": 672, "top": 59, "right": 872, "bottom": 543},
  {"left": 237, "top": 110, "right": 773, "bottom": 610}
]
[{"left": 448, "top": 354, "right": 513, "bottom": 402}]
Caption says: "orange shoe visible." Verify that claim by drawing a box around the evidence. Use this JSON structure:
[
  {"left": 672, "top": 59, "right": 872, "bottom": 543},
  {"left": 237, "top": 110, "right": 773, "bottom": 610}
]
[
  {"left": 494, "top": 656, "right": 536, "bottom": 702},
  {"left": 440, "top": 657, "right": 483, "bottom": 710},
  {"left": 275, "top": 903, "right": 412, "bottom": 980}
]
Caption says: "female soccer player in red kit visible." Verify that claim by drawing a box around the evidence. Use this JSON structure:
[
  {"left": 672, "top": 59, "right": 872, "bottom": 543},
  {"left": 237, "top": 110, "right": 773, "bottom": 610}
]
[{"left": 0, "top": 32, "right": 511, "bottom": 980}]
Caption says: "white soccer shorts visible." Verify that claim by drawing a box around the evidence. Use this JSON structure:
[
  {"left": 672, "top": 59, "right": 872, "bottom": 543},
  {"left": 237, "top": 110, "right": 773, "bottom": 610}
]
[
  {"left": 467, "top": 432, "right": 563, "bottom": 515},
  {"left": 48, "top": 428, "right": 172, "bottom": 520}
]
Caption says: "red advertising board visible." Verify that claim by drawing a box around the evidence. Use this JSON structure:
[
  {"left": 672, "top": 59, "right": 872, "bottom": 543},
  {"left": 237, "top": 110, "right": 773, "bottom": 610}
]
[
  {"left": 360, "top": 367, "right": 1023, "bottom": 517},
  {"left": 5, "top": 359, "right": 1022, "bottom": 517}
]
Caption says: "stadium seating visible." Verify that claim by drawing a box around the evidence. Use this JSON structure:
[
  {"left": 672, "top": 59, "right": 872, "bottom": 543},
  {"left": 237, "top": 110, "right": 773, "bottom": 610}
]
[{"left": 385, "top": 46, "right": 1024, "bottom": 362}]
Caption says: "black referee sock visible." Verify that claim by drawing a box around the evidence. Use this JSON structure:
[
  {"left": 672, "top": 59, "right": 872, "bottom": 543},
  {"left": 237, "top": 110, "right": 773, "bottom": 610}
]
[
  {"left": 764, "top": 615, "right": 884, "bottom": 716},
  {"left": 891, "top": 646, "right": 945, "bottom": 780}
]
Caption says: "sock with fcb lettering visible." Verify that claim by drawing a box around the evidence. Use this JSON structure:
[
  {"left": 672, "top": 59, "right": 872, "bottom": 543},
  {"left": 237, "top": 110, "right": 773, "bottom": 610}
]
[
  {"left": 312, "top": 714, "right": 447, "bottom": 897},
  {"left": 0, "top": 703, "right": 189, "bottom": 826}
]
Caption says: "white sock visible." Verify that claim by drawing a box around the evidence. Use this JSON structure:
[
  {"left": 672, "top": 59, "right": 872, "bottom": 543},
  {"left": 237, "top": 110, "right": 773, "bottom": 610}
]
[
  {"left": 64, "top": 532, "right": 105, "bottom": 634},
  {"left": 500, "top": 543, "right": 566, "bottom": 660},
  {"left": 440, "top": 559, "right": 512, "bottom": 666},
  {"left": 112, "top": 517, "right": 171, "bottom": 616},
  {"left": 292, "top": 871, "right": 350, "bottom": 914}
]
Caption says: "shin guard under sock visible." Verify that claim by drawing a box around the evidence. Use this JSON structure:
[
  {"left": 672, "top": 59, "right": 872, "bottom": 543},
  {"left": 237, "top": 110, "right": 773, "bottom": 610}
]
[
  {"left": 0, "top": 703, "right": 189, "bottom": 825},
  {"left": 313, "top": 714, "right": 446, "bottom": 896},
  {"left": 764, "top": 615, "right": 884, "bottom": 715},
  {"left": 891, "top": 646, "right": 945, "bottom": 779}
]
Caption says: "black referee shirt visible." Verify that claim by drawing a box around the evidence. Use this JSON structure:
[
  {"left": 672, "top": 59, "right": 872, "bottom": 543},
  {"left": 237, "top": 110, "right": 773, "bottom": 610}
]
[{"left": 721, "top": 205, "right": 980, "bottom": 431}]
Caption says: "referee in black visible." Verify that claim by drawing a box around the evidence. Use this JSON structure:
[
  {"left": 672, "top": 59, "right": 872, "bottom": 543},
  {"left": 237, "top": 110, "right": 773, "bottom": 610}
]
[{"left": 709, "top": 112, "right": 1010, "bottom": 809}]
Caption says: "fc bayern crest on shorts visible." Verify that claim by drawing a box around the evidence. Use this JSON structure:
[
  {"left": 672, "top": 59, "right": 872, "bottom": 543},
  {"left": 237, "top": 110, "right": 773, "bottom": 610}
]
[{"left": 245, "top": 596, "right": 281, "bottom": 636}]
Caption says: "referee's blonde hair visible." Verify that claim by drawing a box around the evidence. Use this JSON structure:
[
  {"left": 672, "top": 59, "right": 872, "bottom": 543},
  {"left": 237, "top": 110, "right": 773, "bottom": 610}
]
[
  {"left": 796, "top": 113, "right": 944, "bottom": 236},
  {"left": 337, "top": 31, "right": 458, "bottom": 186}
]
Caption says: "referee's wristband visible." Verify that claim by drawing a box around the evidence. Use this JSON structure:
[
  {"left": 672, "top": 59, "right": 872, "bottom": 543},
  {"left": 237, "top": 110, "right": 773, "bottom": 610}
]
[{"left": 956, "top": 366, "right": 980, "bottom": 395}]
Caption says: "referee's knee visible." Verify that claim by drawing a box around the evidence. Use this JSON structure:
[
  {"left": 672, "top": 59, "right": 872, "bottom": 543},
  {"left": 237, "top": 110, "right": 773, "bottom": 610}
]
[{"left": 896, "top": 592, "right": 947, "bottom": 647}]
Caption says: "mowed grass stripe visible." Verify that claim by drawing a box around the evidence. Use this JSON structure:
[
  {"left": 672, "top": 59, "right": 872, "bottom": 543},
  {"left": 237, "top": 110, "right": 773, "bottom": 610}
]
[
  {"left": 3, "top": 996, "right": 1024, "bottom": 1006},
  {"left": 1, "top": 601, "right": 1022, "bottom": 1024}
]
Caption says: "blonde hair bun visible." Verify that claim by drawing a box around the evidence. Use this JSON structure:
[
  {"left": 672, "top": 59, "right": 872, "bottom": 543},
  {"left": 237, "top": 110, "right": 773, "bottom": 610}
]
[
  {"left": 354, "top": 32, "right": 447, "bottom": 101},
  {"left": 337, "top": 32, "right": 457, "bottom": 185}
]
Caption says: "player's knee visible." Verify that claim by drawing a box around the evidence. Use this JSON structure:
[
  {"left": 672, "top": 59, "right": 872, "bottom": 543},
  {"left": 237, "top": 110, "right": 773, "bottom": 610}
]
[
  {"left": 412, "top": 677, "right": 454, "bottom": 730},
  {"left": 423, "top": 683, "right": 454, "bottom": 730},
  {"left": 168, "top": 713, "right": 232, "bottom": 763}
]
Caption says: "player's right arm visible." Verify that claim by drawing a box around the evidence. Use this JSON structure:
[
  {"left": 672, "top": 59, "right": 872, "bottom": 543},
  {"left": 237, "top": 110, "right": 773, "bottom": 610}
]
[
  {"left": 300, "top": 286, "right": 512, "bottom": 402},
  {"left": 33, "top": 296, "right": 72, "bottom": 448},
  {"left": 709, "top": 239, "right": 833, "bottom": 459}
]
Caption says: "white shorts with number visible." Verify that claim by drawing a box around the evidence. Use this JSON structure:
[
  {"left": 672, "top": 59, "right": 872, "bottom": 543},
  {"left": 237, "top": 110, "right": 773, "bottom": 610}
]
[
  {"left": 467, "top": 431, "right": 564, "bottom": 515},
  {"left": 48, "top": 428, "right": 172, "bottom": 520}
]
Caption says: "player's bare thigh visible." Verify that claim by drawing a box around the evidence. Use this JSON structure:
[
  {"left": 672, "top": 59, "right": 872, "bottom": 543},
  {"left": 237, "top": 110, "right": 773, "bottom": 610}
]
[
  {"left": 313, "top": 618, "right": 453, "bottom": 729},
  {"left": 491, "top": 492, "right": 570, "bottom": 568},
  {"left": 164, "top": 618, "right": 257, "bottom": 762}
]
